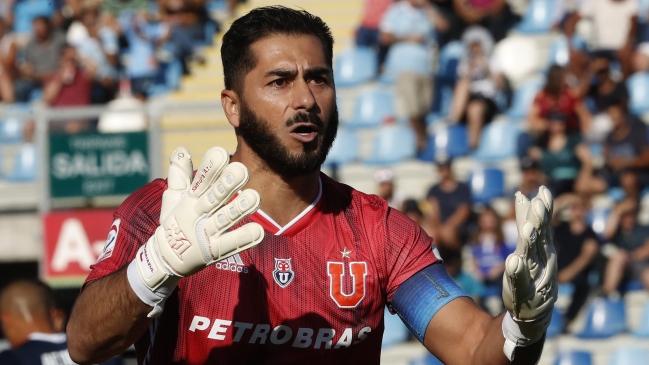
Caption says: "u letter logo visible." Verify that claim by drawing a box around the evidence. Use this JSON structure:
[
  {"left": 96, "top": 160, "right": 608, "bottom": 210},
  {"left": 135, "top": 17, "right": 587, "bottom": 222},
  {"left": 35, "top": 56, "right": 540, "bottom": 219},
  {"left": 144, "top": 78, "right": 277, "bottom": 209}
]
[{"left": 327, "top": 262, "right": 368, "bottom": 308}]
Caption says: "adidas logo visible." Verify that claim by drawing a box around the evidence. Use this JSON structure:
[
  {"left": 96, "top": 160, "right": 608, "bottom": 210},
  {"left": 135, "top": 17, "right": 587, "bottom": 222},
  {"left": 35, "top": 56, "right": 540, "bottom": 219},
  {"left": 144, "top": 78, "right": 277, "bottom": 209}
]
[{"left": 214, "top": 254, "right": 248, "bottom": 274}]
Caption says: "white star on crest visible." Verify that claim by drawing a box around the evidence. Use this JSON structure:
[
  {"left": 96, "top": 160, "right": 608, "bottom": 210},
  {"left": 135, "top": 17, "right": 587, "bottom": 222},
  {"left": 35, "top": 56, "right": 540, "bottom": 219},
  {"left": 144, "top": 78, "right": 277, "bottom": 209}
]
[{"left": 341, "top": 247, "right": 352, "bottom": 258}]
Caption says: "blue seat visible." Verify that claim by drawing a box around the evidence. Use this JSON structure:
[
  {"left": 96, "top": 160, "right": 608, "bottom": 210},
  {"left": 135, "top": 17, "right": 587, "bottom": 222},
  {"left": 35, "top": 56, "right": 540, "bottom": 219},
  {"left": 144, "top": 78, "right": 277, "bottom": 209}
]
[
  {"left": 323, "top": 128, "right": 359, "bottom": 167},
  {"left": 506, "top": 80, "right": 543, "bottom": 121},
  {"left": 382, "top": 307, "right": 409, "bottom": 348},
  {"left": 577, "top": 297, "right": 626, "bottom": 339},
  {"left": 419, "top": 125, "right": 469, "bottom": 162},
  {"left": 380, "top": 44, "right": 432, "bottom": 84},
  {"left": 472, "top": 120, "right": 521, "bottom": 161},
  {"left": 365, "top": 125, "right": 416, "bottom": 165},
  {"left": 347, "top": 89, "right": 395, "bottom": 129},
  {"left": 5, "top": 143, "right": 37, "bottom": 182},
  {"left": 0, "top": 118, "right": 25, "bottom": 144},
  {"left": 547, "top": 307, "right": 564, "bottom": 339},
  {"left": 608, "top": 187, "right": 626, "bottom": 203},
  {"left": 409, "top": 354, "right": 444, "bottom": 365},
  {"left": 515, "top": 0, "right": 556, "bottom": 34},
  {"left": 633, "top": 300, "right": 649, "bottom": 338},
  {"left": 149, "top": 58, "right": 183, "bottom": 96},
  {"left": 437, "top": 41, "right": 464, "bottom": 83},
  {"left": 640, "top": 0, "right": 649, "bottom": 23},
  {"left": 469, "top": 168, "right": 504, "bottom": 204},
  {"left": 627, "top": 72, "right": 649, "bottom": 115},
  {"left": 13, "top": 0, "right": 54, "bottom": 34},
  {"left": 334, "top": 47, "right": 378, "bottom": 87},
  {"left": 586, "top": 207, "right": 611, "bottom": 239},
  {"left": 609, "top": 347, "right": 649, "bottom": 365},
  {"left": 554, "top": 351, "right": 593, "bottom": 365}
]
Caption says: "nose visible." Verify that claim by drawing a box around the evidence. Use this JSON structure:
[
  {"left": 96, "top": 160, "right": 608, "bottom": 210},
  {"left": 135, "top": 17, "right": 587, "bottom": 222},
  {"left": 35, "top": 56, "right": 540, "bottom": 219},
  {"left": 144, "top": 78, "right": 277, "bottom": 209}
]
[{"left": 291, "top": 78, "right": 317, "bottom": 112}]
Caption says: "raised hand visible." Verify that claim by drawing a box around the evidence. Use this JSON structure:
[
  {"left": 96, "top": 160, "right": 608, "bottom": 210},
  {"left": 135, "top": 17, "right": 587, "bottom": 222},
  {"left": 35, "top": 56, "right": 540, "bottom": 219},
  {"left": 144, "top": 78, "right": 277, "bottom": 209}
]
[
  {"left": 128, "top": 147, "right": 264, "bottom": 316},
  {"left": 501, "top": 186, "right": 558, "bottom": 359}
]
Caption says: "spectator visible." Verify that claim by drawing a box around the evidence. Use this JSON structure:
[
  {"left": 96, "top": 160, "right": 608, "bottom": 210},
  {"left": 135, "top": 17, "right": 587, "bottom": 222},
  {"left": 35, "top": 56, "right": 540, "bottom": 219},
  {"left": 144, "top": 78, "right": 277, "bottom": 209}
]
[
  {"left": 528, "top": 65, "right": 591, "bottom": 136},
  {"left": 374, "top": 168, "right": 405, "bottom": 209},
  {"left": 69, "top": 8, "right": 118, "bottom": 103},
  {"left": 119, "top": 12, "right": 170, "bottom": 100},
  {"left": 448, "top": 26, "right": 506, "bottom": 149},
  {"left": 401, "top": 198, "right": 434, "bottom": 235},
  {"left": 426, "top": 157, "right": 472, "bottom": 249},
  {"left": 439, "top": 247, "right": 485, "bottom": 303},
  {"left": 552, "top": 194, "right": 599, "bottom": 331},
  {"left": 43, "top": 45, "right": 96, "bottom": 133},
  {"left": 379, "top": 0, "right": 448, "bottom": 151},
  {"left": 0, "top": 18, "right": 15, "bottom": 102},
  {"left": 452, "top": 0, "right": 520, "bottom": 42},
  {"left": 15, "top": 16, "right": 66, "bottom": 102},
  {"left": 159, "top": 0, "right": 209, "bottom": 74},
  {"left": 565, "top": 0, "right": 638, "bottom": 78},
  {"left": 468, "top": 206, "right": 510, "bottom": 290},
  {"left": 602, "top": 200, "right": 649, "bottom": 295},
  {"left": 576, "top": 99, "right": 647, "bottom": 197},
  {"left": 0, "top": 0, "right": 14, "bottom": 29},
  {"left": 529, "top": 111, "right": 596, "bottom": 196},
  {"left": 0, "top": 280, "right": 123, "bottom": 365},
  {"left": 356, "top": 0, "right": 394, "bottom": 66}
]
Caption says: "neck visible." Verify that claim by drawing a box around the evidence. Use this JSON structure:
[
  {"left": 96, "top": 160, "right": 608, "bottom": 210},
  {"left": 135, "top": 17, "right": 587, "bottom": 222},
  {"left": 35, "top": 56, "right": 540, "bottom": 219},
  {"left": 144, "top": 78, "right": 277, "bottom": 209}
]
[
  {"left": 231, "top": 145, "right": 320, "bottom": 226},
  {"left": 10, "top": 321, "right": 56, "bottom": 348}
]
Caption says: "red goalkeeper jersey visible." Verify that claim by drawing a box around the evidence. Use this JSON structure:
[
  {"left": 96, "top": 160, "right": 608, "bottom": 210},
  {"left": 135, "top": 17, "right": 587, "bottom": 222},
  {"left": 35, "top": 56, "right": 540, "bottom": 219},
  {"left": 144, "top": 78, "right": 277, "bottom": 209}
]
[{"left": 85, "top": 173, "right": 440, "bottom": 365}]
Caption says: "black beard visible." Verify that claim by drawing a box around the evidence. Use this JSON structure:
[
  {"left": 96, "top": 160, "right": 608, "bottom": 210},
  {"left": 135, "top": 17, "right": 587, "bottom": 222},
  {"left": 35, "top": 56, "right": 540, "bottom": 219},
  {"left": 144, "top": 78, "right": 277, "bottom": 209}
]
[{"left": 237, "top": 100, "right": 338, "bottom": 177}]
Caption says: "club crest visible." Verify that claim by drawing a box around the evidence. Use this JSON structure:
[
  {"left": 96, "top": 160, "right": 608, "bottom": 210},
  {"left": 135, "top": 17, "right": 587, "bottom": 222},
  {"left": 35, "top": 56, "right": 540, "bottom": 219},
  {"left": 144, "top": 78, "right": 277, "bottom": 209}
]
[{"left": 273, "top": 258, "right": 294, "bottom": 288}]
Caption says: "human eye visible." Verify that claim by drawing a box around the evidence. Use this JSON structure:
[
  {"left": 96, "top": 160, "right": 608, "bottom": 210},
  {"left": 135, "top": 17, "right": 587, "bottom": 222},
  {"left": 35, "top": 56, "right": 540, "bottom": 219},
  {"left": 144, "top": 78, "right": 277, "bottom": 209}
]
[
  {"left": 310, "top": 76, "right": 329, "bottom": 86},
  {"left": 270, "top": 78, "right": 287, "bottom": 88}
]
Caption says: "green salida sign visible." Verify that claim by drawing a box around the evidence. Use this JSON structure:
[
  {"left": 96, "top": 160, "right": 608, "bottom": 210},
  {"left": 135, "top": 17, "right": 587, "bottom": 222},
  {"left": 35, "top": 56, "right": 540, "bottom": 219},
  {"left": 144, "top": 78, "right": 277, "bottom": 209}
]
[{"left": 50, "top": 132, "right": 149, "bottom": 198}]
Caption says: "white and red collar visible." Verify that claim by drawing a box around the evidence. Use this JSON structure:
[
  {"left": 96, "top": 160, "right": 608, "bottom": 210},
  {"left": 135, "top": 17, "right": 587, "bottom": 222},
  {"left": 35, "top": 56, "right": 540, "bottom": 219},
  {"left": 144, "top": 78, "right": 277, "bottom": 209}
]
[{"left": 248, "top": 178, "right": 322, "bottom": 237}]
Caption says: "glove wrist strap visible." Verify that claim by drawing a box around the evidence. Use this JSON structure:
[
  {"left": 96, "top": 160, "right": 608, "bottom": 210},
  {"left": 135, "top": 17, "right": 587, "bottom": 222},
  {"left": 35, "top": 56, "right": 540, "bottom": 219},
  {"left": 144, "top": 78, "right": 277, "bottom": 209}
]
[
  {"left": 501, "top": 311, "right": 550, "bottom": 361},
  {"left": 127, "top": 236, "right": 181, "bottom": 318}
]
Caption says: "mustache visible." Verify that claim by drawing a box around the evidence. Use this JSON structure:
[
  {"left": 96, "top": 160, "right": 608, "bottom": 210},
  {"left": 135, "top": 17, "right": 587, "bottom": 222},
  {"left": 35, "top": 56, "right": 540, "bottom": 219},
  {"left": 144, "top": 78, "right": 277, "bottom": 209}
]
[{"left": 285, "top": 112, "right": 324, "bottom": 129}]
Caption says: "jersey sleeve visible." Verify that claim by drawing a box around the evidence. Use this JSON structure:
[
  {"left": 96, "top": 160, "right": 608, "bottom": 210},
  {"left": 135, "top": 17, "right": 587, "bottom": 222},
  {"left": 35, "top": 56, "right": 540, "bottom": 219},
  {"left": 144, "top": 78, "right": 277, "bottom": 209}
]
[
  {"left": 0, "top": 351, "right": 20, "bottom": 365},
  {"left": 379, "top": 207, "right": 441, "bottom": 302},
  {"left": 83, "top": 179, "right": 166, "bottom": 288}
]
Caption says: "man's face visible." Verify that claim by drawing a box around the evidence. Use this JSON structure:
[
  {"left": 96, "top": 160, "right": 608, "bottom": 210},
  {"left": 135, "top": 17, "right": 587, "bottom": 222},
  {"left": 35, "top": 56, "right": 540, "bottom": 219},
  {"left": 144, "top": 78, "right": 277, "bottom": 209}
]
[
  {"left": 33, "top": 19, "right": 49, "bottom": 40},
  {"left": 522, "top": 168, "right": 539, "bottom": 186},
  {"left": 608, "top": 105, "right": 626, "bottom": 129},
  {"left": 378, "top": 181, "right": 394, "bottom": 199},
  {"left": 237, "top": 34, "right": 338, "bottom": 177}
]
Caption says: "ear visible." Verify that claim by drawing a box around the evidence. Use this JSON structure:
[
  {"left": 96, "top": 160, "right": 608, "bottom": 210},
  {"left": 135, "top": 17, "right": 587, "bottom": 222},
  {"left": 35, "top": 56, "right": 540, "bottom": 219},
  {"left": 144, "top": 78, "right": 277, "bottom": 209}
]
[{"left": 221, "top": 90, "right": 241, "bottom": 128}]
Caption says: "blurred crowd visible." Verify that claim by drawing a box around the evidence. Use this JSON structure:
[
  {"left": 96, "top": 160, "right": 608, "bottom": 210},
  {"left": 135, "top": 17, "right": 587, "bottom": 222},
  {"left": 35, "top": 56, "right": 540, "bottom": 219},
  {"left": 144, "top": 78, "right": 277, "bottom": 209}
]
[
  {"left": 358, "top": 0, "right": 649, "bottom": 332},
  {"left": 0, "top": 0, "right": 226, "bottom": 107}
]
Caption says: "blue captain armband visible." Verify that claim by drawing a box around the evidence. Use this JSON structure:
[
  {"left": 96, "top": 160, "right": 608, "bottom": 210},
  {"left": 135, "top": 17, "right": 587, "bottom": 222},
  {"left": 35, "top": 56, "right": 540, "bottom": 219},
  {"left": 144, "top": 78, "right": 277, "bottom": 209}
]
[{"left": 390, "top": 263, "right": 470, "bottom": 343}]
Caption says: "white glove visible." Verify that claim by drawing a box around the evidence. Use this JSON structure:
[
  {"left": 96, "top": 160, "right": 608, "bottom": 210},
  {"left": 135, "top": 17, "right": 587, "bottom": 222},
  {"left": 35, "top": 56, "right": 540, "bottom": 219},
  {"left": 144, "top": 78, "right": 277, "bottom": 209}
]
[
  {"left": 127, "top": 147, "right": 264, "bottom": 317},
  {"left": 501, "top": 186, "right": 557, "bottom": 360}
]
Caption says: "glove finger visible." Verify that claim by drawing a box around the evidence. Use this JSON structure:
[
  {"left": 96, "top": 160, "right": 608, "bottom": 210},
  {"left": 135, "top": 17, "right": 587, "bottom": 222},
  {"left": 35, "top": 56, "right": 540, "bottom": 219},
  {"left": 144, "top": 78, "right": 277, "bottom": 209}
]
[
  {"left": 514, "top": 220, "right": 535, "bottom": 257},
  {"left": 188, "top": 147, "right": 230, "bottom": 198},
  {"left": 194, "top": 162, "right": 250, "bottom": 216},
  {"left": 525, "top": 197, "right": 547, "bottom": 231},
  {"left": 208, "top": 222, "right": 264, "bottom": 262},
  {"left": 514, "top": 191, "right": 531, "bottom": 230},
  {"left": 167, "top": 147, "right": 193, "bottom": 191},
  {"left": 161, "top": 147, "right": 194, "bottom": 220},
  {"left": 203, "top": 189, "right": 261, "bottom": 236},
  {"left": 503, "top": 253, "right": 532, "bottom": 318}
]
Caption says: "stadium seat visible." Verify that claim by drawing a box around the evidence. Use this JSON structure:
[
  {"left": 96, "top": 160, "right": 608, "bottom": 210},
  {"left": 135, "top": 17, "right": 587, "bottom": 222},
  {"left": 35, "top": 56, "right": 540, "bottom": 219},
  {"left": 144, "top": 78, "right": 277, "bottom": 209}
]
[
  {"left": 633, "top": 300, "right": 649, "bottom": 338},
  {"left": 347, "top": 89, "right": 395, "bottom": 129},
  {"left": 13, "top": 0, "right": 54, "bottom": 34},
  {"left": 515, "top": 0, "right": 556, "bottom": 34},
  {"left": 640, "top": 0, "right": 649, "bottom": 23},
  {"left": 323, "top": 128, "right": 359, "bottom": 167},
  {"left": 609, "top": 347, "right": 649, "bottom": 365},
  {"left": 506, "top": 80, "right": 543, "bottom": 121},
  {"left": 627, "top": 72, "right": 649, "bottom": 115},
  {"left": 472, "top": 120, "right": 521, "bottom": 161},
  {"left": 382, "top": 307, "right": 409, "bottom": 348},
  {"left": 554, "top": 351, "right": 593, "bottom": 365},
  {"left": 547, "top": 307, "right": 564, "bottom": 339},
  {"left": 607, "top": 187, "right": 626, "bottom": 203},
  {"left": 149, "top": 58, "right": 183, "bottom": 96},
  {"left": 419, "top": 125, "right": 469, "bottom": 162},
  {"left": 469, "top": 168, "right": 504, "bottom": 204},
  {"left": 586, "top": 207, "right": 611, "bottom": 239},
  {"left": 577, "top": 297, "right": 626, "bottom": 339},
  {"left": 334, "top": 47, "right": 378, "bottom": 88},
  {"left": 365, "top": 124, "right": 417, "bottom": 165},
  {"left": 5, "top": 143, "right": 37, "bottom": 182},
  {"left": 548, "top": 35, "right": 588, "bottom": 67},
  {"left": 437, "top": 41, "right": 464, "bottom": 83},
  {"left": 0, "top": 118, "right": 25, "bottom": 144}
]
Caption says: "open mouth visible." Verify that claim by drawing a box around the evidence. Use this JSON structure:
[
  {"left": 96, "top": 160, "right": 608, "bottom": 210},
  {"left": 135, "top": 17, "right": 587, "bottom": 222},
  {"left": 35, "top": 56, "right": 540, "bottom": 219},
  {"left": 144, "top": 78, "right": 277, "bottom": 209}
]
[{"left": 290, "top": 124, "right": 319, "bottom": 142}]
